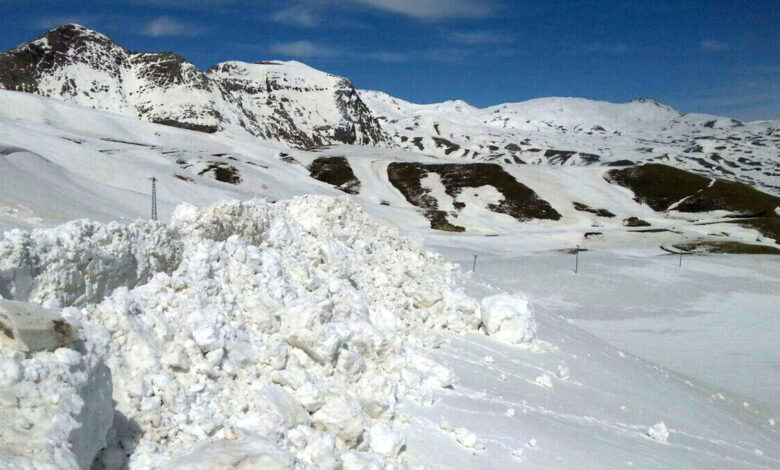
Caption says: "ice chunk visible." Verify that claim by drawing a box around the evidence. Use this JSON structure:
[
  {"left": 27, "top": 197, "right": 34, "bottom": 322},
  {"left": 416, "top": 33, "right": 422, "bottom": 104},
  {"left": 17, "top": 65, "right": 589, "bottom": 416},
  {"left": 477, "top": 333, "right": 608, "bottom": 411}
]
[{"left": 0, "top": 299, "right": 77, "bottom": 352}]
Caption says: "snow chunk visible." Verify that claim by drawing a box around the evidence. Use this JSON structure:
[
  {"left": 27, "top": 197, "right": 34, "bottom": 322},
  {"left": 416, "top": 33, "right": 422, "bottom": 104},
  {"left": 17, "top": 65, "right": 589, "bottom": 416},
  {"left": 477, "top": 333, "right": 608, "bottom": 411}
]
[
  {"left": 367, "top": 423, "right": 406, "bottom": 457},
  {"left": 535, "top": 374, "right": 554, "bottom": 388},
  {"left": 453, "top": 427, "right": 484, "bottom": 451},
  {"left": 647, "top": 422, "right": 669, "bottom": 443},
  {"left": 312, "top": 397, "right": 369, "bottom": 448},
  {"left": 479, "top": 294, "right": 537, "bottom": 345},
  {"left": 0, "top": 299, "right": 77, "bottom": 352}
]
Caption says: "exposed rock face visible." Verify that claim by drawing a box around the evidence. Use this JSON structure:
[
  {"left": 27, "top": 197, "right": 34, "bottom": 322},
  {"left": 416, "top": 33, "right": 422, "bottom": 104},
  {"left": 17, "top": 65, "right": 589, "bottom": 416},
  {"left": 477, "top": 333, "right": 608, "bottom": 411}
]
[
  {"left": 209, "top": 61, "right": 387, "bottom": 148},
  {"left": 0, "top": 24, "right": 388, "bottom": 148}
]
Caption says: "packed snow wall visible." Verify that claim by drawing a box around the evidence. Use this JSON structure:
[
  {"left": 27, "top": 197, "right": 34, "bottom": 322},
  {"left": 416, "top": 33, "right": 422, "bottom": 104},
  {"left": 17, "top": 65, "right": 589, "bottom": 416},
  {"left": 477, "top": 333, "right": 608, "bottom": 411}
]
[{"left": 0, "top": 196, "right": 536, "bottom": 469}]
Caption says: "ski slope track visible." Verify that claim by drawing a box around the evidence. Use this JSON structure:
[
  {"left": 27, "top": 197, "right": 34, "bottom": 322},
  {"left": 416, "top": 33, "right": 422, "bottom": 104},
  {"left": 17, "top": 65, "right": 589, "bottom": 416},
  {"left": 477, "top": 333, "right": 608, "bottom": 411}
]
[{"left": 0, "top": 23, "right": 778, "bottom": 470}]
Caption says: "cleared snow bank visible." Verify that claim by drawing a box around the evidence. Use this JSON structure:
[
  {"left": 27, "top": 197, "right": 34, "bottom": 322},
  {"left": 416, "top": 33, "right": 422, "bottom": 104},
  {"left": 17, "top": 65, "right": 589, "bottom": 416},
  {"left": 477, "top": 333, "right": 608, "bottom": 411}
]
[{"left": 1, "top": 196, "right": 517, "bottom": 469}]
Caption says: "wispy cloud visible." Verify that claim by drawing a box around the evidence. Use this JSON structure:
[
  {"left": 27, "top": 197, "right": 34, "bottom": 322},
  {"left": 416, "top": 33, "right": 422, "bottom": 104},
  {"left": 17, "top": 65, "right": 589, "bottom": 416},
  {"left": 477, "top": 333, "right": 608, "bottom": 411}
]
[
  {"left": 267, "top": 38, "right": 501, "bottom": 65},
  {"left": 269, "top": 40, "right": 341, "bottom": 58},
  {"left": 678, "top": 71, "right": 780, "bottom": 121},
  {"left": 450, "top": 31, "right": 510, "bottom": 45},
  {"left": 269, "top": 6, "right": 320, "bottom": 28},
  {"left": 142, "top": 16, "right": 201, "bottom": 37},
  {"left": 700, "top": 39, "right": 731, "bottom": 52},
  {"left": 123, "top": 0, "right": 241, "bottom": 8},
  {"left": 346, "top": 0, "right": 493, "bottom": 20}
]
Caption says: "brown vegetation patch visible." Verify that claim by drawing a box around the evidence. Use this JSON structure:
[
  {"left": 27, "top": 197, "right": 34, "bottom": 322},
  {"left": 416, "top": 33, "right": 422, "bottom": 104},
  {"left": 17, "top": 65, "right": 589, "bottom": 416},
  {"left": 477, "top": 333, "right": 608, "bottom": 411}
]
[
  {"left": 607, "top": 163, "right": 780, "bottom": 242},
  {"left": 308, "top": 156, "right": 361, "bottom": 195},
  {"left": 151, "top": 118, "right": 219, "bottom": 134},
  {"left": 673, "top": 240, "right": 780, "bottom": 255},
  {"left": 198, "top": 162, "right": 242, "bottom": 184},
  {"left": 387, "top": 162, "right": 560, "bottom": 231},
  {"left": 623, "top": 216, "right": 651, "bottom": 227},
  {"left": 573, "top": 202, "right": 615, "bottom": 218}
]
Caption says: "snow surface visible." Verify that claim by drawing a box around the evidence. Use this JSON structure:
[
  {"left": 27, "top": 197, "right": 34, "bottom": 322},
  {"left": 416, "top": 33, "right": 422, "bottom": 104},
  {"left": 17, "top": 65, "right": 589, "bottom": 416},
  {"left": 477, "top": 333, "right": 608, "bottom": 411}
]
[{"left": 0, "top": 78, "right": 778, "bottom": 469}]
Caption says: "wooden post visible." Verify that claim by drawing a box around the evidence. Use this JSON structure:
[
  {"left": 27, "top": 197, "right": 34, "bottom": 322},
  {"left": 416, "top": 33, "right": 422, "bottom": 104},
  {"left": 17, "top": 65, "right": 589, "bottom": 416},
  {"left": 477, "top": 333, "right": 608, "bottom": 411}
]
[
  {"left": 472, "top": 254, "right": 478, "bottom": 273},
  {"left": 679, "top": 250, "right": 682, "bottom": 268}
]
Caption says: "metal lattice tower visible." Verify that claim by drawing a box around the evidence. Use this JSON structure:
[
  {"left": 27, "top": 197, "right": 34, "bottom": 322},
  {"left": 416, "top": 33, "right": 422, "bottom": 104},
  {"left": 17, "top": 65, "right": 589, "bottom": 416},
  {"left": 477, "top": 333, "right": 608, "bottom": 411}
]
[{"left": 150, "top": 177, "right": 158, "bottom": 221}]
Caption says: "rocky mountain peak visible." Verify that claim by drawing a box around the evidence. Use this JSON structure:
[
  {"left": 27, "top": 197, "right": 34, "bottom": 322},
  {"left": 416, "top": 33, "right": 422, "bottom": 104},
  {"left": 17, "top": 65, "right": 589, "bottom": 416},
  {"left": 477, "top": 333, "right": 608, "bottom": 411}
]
[{"left": 0, "top": 25, "right": 389, "bottom": 148}]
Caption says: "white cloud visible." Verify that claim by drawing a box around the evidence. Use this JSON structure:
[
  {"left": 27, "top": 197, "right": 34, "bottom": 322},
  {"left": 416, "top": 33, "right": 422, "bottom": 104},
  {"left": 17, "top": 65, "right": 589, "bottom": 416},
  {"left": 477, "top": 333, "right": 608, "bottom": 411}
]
[
  {"left": 142, "top": 16, "right": 201, "bottom": 37},
  {"left": 268, "top": 41, "right": 410, "bottom": 62},
  {"left": 270, "top": 6, "right": 320, "bottom": 28},
  {"left": 269, "top": 40, "right": 341, "bottom": 58},
  {"left": 346, "top": 0, "right": 492, "bottom": 20},
  {"left": 701, "top": 39, "right": 731, "bottom": 52},
  {"left": 451, "top": 31, "right": 510, "bottom": 45}
]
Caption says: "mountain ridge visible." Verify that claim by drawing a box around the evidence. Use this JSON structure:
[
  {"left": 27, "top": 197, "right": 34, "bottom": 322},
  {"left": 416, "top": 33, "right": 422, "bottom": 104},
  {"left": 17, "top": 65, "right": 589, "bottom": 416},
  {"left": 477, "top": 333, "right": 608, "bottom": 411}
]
[{"left": 0, "top": 24, "right": 388, "bottom": 148}]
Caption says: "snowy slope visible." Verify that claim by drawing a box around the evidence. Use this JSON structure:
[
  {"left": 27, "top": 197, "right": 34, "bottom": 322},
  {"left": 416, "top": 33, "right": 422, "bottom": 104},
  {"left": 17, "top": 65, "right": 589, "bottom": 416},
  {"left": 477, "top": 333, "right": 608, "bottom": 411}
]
[
  {"left": 0, "top": 73, "right": 778, "bottom": 470},
  {"left": 360, "top": 90, "right": 780, "bottom": 194},
  {"left": 2, "top": 89, "right": 778, "bottom": 259}
]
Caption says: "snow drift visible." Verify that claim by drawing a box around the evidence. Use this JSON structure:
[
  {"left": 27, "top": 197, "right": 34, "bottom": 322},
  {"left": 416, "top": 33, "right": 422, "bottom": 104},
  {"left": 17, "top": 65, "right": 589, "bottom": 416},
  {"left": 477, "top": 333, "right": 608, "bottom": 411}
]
[{"left": 0, "top": 196, "right": 529, "bottom": 469}]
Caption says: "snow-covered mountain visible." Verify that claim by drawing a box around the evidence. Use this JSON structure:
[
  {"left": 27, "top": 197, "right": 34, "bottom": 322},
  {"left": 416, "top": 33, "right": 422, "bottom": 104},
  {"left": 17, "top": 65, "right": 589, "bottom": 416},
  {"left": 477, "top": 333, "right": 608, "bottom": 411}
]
[
  {"left": 3, "top": 24, "right": 778, "bottom": 195},
  {"left": 0, "top": 24, "right": 387, "bottom": 148},
  {"left": 360, "top": 90, "right": 780, "bottom": 194},
  {"left": 1, "top": 24, "right": 780, "bottom": 470}
]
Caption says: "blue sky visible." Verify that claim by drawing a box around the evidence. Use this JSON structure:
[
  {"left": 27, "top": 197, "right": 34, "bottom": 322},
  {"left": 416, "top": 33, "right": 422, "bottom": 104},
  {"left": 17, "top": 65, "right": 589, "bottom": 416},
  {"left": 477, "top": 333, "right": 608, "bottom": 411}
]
[{"left": 1, "top": 0, "right": 778, "bottom": 120}]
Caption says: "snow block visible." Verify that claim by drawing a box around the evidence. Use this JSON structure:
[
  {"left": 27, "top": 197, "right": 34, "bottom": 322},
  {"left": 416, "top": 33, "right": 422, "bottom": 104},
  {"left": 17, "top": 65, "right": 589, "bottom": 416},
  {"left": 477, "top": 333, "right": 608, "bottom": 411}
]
[
  {"left": 479, "top": 295, "right": 537, "bottom": 345},
  {"left": 0, "top": 299, "right": 77, "bottom": 352},
  {"left": 647, "top": 422, "right": 669, "bottom": 443}
]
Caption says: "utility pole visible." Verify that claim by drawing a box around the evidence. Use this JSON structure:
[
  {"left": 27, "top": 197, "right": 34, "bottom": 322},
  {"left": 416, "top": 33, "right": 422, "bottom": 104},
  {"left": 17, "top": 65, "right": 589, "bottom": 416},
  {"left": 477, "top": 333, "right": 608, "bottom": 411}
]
[
  {"left": 574, "top": 245, "right": 580, "bottom": 274},
  {"left": 149, "top": 177, "right": 158, "bottom": 221},
  {"left": 472, "top": 254, "right": 478, "bottom": 273}
]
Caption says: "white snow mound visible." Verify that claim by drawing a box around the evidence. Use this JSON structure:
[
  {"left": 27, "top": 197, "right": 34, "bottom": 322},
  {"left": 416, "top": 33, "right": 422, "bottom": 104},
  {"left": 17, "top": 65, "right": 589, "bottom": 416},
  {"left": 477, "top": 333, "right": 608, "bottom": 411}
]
[
  {"left": 0, "top": 196, "right": 502, "bottom": 469},
  {"left": 479, "top": 294, "right": 537, "bottom": 345}
]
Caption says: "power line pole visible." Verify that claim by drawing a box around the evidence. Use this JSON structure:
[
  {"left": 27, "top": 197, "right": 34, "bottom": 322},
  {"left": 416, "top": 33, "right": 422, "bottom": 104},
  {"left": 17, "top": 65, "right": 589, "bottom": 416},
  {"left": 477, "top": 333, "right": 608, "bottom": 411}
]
[
  {"left": 149, "top": 177, "right": 158, "bottom": 221},
  {"left": 574, "top": 245, "right": 580, "bottom": 274}
]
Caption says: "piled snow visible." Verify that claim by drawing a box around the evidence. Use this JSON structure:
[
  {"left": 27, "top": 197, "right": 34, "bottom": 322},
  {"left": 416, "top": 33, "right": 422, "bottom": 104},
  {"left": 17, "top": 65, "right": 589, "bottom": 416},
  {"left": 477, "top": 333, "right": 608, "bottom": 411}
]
[
  {"left": 1, "top": 196, "right": 495, "bottom": 469},
  {"left": 479, "top": 294, "right": 537, "bottom": 345}
]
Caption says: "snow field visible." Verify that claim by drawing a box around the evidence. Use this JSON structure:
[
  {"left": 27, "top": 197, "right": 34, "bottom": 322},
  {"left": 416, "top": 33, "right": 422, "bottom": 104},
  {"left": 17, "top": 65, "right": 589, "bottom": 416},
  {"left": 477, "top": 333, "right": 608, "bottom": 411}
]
[{"left": 0, "top": 196, "right": 537, "bottom": 469}]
